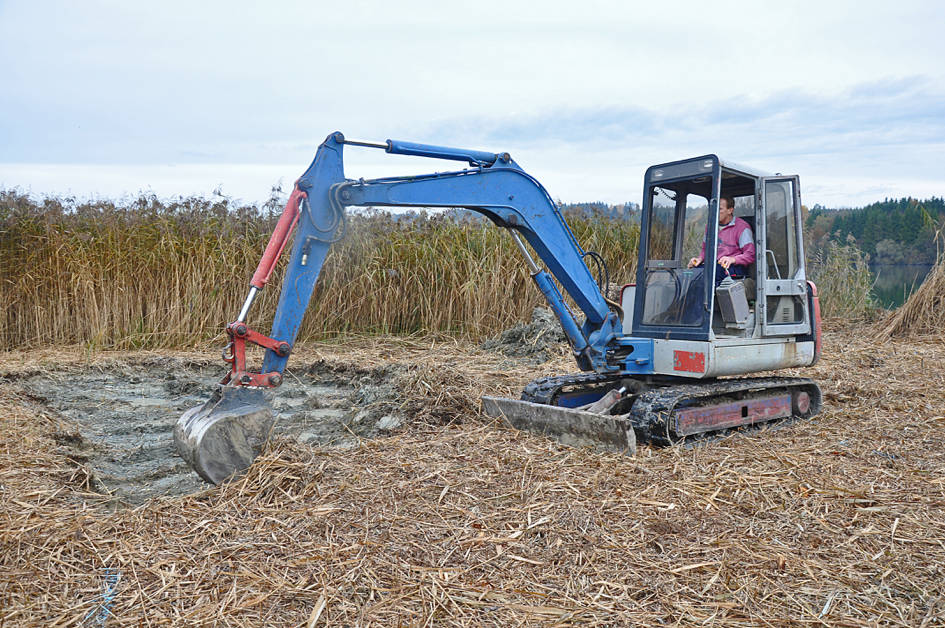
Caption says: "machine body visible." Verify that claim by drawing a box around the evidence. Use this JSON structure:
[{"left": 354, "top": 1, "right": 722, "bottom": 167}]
[{"left": 175, "top": 132, "right": 822, "bottom": 484}]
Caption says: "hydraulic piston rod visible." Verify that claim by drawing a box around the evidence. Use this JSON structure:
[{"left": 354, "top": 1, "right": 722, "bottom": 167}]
[
  {"left": 510, "top": 231, "right": 590, "bottom": 355},
  {"left": 339, "top": 134, "right": 502, "bottom": 166}
]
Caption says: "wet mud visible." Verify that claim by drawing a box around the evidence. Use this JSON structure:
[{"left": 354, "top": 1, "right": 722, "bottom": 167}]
[{"left": 8, "top": 359, "right": 404, "bottom": 505}]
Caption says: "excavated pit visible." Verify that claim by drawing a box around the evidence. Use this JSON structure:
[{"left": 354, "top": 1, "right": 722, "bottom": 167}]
[{"left": 11, "top": 359, "right": 405, "bottom": 505}]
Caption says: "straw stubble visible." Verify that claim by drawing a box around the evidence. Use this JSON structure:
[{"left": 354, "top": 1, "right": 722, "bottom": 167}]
[{"left": 1, "top": 325, "right": 943, "bottom": 625}]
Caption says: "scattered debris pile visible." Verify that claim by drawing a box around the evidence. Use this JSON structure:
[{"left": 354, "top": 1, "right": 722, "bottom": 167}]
[
  {"left": 2, "top": 329, "right": 945, "bottom": 624},
  {"left": 481, "top": 306, "right": 568, "bottom": 363}
]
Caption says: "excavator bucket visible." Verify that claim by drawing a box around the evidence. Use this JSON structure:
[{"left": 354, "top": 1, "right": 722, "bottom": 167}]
[
  {"left": 481, "top": 396, "right": 636, "bottom": 455},
  {"left": 174, "top": 386, "right": 275, "bottom": 485}
]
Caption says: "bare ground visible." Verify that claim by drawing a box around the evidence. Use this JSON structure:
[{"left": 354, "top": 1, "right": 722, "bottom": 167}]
[
  {"left": 1, "top": 327, "right": 944, "bottom": 626},
  {"left": 4, "top": 358, "right": 403, "bottom": 505}
]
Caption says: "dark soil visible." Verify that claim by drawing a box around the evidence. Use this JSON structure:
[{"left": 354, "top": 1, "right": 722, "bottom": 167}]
[{"left": 481, "top": 306, "right": 568, "bottom": 363}]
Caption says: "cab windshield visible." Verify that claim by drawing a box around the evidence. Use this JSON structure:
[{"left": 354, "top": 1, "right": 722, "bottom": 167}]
[{"left": 640, "top": 181, "right": 709, "bottom": 327}]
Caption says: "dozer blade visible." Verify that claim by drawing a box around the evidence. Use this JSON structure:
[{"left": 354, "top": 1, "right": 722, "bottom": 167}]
[
  {"left": 174, "top": 386, "right": 275, "bottom": 485},
  {"left": 482, "top": 396, "right": 636, "bottom": 455}
]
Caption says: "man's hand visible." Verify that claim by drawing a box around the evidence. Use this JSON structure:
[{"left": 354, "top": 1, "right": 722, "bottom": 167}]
[
  {"left": 687, "top": 257, "right": 703, "bottom": 268},
  {"left": 718, "top": 255, "right": 736, "bottom": 269}
]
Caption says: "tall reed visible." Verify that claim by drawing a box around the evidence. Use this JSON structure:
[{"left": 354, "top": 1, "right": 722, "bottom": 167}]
[
  {"left": 0, "top": 192, "right": 640, "bottom": 349},
  {"left": 807, "top": 236, "right": 877, "bottom": 319}
]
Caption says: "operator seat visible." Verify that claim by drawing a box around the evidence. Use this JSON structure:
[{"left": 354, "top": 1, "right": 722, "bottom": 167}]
[{"left": 737, "top": 214, "right": 758, "bottom": 302}]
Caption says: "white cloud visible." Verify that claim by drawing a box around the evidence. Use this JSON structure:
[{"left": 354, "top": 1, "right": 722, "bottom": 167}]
[{"left": 1, "top": 0, "right": 943, "bottom": 206}]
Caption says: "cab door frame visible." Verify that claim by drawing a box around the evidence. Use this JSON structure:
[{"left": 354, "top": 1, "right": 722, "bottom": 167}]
[{"left": 758, "top": 175, "right": 811, "bottom": 336}]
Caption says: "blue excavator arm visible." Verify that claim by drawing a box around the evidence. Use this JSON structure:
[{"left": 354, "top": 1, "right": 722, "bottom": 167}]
[{"left": 227, "top": 131, "right": 622, "bottom": 384}]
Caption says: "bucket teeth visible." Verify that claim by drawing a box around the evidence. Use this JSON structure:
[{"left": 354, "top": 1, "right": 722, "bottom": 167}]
[{"left": 174, "top": 386, "right": 275, "bottom": 485}]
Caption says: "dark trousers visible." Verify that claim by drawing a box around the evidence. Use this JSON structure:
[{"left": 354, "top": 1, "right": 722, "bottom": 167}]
[
  {"left": 714, "top": 263, "right": 748, "bottom": 286},
  {"left": 684, "top": 263, "right": 749, "bottom": 325}
]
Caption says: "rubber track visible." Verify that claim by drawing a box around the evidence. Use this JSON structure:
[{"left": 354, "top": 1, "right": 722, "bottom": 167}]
[
  {"left": 521, "top": 373, "right": 821, "bottom": 445},
  {"left": 628, "top": 376, "right": 820, "bottom": 445}
]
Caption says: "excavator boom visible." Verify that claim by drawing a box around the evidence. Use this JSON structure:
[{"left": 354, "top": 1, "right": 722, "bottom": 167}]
[{"left": 176, "top": 132, "right": 626, "bottom": 483}]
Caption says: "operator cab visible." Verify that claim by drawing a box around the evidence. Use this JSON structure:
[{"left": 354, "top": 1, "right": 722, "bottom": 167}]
[{"left": 624, "top": 155, "right": 811, "bottom": 342}]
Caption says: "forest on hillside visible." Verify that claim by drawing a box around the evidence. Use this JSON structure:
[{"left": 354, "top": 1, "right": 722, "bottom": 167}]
[{"left": 806, "top": 197, "right": 945, "bottom": 264}]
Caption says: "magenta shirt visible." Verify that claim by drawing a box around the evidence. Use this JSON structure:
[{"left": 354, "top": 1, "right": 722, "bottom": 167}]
[{"left": 699, "top": 216, "right": 756, "bottom": 266}]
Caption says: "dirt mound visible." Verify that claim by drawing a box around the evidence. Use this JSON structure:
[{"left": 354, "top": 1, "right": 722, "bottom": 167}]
[{"left": 481, "top": 306, "right": 568, "bottom": 363}]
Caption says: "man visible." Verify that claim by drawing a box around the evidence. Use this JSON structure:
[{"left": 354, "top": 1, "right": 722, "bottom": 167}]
[{"left": 687, "top": 196, "right": 755, "bottom": 284}]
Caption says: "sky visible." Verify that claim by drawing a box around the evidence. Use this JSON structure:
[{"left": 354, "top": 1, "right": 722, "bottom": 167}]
[{"left": 1, "top": 0, "right": 944, "bottom": 208}]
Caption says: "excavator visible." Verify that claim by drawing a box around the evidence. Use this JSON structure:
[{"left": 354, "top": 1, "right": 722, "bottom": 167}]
[{"left": 175, "top": 132, "right": 822, "bottom": 484}]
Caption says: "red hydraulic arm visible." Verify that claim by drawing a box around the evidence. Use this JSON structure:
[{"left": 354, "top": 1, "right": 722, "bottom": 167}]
[
  {"left": 221, "top": 186, "right": 306, "bottom": 388},
  {"left": 251, "top": 187, "right": 305, "bottom": 290}
]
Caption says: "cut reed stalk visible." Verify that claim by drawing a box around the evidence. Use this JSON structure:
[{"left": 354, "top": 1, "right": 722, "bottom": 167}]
[
  {"left": 1, "top": 325, "right": 944, "bottom": 625},
  {"left": 878, "top": 252, "right": 945, "bottom": 337}
]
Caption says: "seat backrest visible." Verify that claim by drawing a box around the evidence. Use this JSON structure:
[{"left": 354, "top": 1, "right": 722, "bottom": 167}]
[
  {"left": 736, "top": 214, "right": 757, "bottom": 265},
  {"left": 739, "top": 214, "right": 755, "bottom": 234},
  {"left": 736, "top": 214, "right": 758, "bottom": 301}
]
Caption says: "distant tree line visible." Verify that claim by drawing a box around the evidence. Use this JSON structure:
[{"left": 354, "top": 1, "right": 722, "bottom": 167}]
[
  {"left": 558, "top": 201, "right": 640, "bottom": 222},
  {"left": 806, "top": 197, "right": 945, "bottom": 265}
]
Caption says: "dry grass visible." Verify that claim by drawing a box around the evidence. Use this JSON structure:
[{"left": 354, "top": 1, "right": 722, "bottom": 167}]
[
  {"left": 0, "top": 192, "right": 639, "bottom": 349},
  {"left": 1, "top": 325, "right": 944, "bottom": 625},
  {"left": 808, "top": 237, "right": 877, "bottom": 320},
  {"left": 879, "top": 254, "right": 945, "bottom": 338}
]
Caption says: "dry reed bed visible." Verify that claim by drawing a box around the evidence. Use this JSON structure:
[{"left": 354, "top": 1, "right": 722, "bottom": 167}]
[
  {"left": 1, "top": 327, "right": 944, "bottom": 625},
  {"left": 0, "top": 192, "right": 639, "bottom": 349}
]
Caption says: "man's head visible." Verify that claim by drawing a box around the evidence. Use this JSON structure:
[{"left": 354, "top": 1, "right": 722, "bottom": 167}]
[{"left": 719, "top": 196, "right": 735, "bottom": 226}]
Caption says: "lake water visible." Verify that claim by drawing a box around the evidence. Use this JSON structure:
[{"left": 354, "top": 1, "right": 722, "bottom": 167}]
[{"left": 870, "top": 264, "right": 935, "bottom": 308}]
